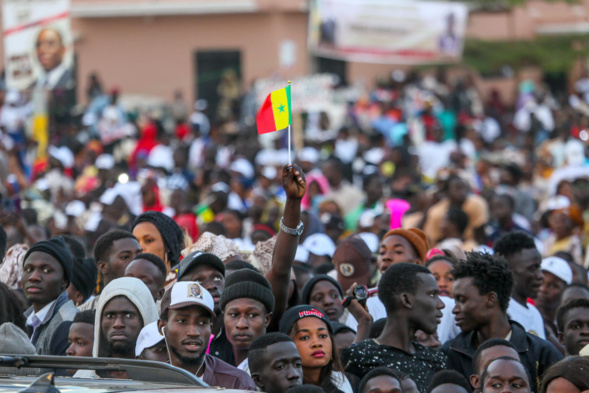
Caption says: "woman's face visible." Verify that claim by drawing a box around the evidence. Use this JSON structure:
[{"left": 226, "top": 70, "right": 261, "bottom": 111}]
[
  {"left": 291, "top": 318, "right": 333, "bottom": 369},
  {"left": 427, "top": 259, "right": 454, "bottom": 297},
  {"left": 132, "top": 222, "right": 167, "bottom": 269},
  {"left": 221, "top": 212, "right": 242, "bottom": 239},
  {"left": 309, "top": 281, "right": 343, "bottom": 321},
  {"left": 549, "top": 212, "right": 574, "bottom": 239},
  {"left": 308, "top": 181, "right": 322, "bottom": 200}
]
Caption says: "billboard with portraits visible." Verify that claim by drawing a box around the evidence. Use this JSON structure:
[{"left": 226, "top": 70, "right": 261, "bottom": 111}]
[
  {"left": 308, "top": 0, "right": 468, "bottom": 64},
  {"left": 2, "top": 0, "right": 74, "bottom": 91}
]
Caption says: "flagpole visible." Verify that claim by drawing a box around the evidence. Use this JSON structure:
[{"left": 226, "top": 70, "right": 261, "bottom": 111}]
[{"left": 288, "top": 80, "right": 292, "bottom": 165}]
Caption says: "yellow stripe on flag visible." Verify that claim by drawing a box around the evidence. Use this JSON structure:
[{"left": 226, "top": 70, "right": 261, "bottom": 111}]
[{"left": 270, "top": 87, "right": 290, "bottom": 131}]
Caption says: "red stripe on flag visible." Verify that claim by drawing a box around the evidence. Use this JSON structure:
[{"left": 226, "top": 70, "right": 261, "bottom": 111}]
[
  {"left": 256, "top": 94, "right": 277, "bottom": 134},
  {"left": 3, "top": 11, "right": 70, "bottom": 36}
]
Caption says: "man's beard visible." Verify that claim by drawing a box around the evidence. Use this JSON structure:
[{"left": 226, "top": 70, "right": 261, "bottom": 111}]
[
  {"left": 169, "top": 344, "right": 206, "bottom": 368},
  {"left": 107, "top": 339, "right": 135, "bottom": 357}
]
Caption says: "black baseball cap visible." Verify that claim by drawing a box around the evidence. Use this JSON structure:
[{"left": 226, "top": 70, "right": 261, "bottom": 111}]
[{"left": 177, "top": 251, "right": 225, "bottom": 281}]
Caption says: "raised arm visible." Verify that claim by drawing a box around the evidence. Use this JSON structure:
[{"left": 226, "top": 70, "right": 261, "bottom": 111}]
[{"left": 266, "top": 164, "right": 306, "bottom": 331}]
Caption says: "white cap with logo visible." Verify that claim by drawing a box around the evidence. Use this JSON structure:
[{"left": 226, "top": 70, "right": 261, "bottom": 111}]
[
  {"left": 160, "top": 281, "right": 215, "bottom": 318},
  {"left": 541, "top": 256, "right": 573, "bottom": 285}
]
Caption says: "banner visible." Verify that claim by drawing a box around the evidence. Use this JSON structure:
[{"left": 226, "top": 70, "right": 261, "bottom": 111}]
[
  {"left": 308, "top": 0, "right": 468, "bottom": 64},
  {"left": 2, "top": 0, "right": 74, "bottom": 90},
  {"left": 254, "top": 74, "right": 336, "bottom": 112}
]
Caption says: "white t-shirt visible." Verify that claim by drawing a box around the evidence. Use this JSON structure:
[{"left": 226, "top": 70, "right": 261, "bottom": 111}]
[
  {"left": 507, "top": 298, "right": 546, "bottom": 339},
  {"left": 344, "top": 296, "right": 460, "bottom": 345}
]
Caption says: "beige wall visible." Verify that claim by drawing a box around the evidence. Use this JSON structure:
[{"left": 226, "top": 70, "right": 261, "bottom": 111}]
[
  {"left": 3, "top": 0, "right": 589, "bottom": 103},
  {"left": 72, "top": 11, "right": 310, "bottom": 103}
]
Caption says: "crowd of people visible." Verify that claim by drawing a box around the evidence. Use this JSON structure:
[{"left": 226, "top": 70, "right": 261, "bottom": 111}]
[{"left": 1, "top": 68, "right": 589, "bottom": 393}]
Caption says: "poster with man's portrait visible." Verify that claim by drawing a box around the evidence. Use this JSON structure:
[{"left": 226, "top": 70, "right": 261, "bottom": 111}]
[{"left": 2, "top": 0, "right": 74, "bottom": 91}]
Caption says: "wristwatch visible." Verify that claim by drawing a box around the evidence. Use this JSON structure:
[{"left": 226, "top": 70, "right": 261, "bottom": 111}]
[{"left": 280, "top": 217, "right": 304, "bottom": 236}]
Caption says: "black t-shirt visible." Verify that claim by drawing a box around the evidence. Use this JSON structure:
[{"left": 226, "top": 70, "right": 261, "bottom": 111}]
[{"left": 342, "top": 339, "right": 446, "bottom": 393}]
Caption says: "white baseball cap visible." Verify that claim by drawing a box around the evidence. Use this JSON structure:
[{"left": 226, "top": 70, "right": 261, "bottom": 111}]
[
  {"left": 302, "top": 233, "right": 336, "bottom": 258},
  {"left": 541, "top": 256, "right": 573, "bottom": 285},
  {"left": 294, "top": 246, "right": 309, "bottom": 264},
  {"left": 160, "top": 281, "right": 215, "bottom": 318},
  {"left": 135, "top": 321, "right": 164, "bottom": 357}
]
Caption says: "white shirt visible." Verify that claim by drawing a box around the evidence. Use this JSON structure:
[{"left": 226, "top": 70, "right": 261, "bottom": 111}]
[
  {"left": 507, "top": 298, "right": 546, "bottom": 339},
  {"left": 237, "top": 358, "right": 250, "bottom": 375},
  {"left": 344, "top": 295, "right": 460, "bottom": 345},
  {"left": 26, "top": 299, "right": 57, "bottom": 340}
]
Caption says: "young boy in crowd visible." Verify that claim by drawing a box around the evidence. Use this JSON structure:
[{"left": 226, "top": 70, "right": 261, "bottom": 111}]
[
  {"left": 66, "top": 310, "right": 95, "bottom": 358},
  {"left": 556, "top": 298, "right": 589, "bottom": 356},
  {"left": 135, "top": 321, "right": 168, "bottom": 362},
  {"left": 248, "top": 332, "right": 303, "bottom": 393}
]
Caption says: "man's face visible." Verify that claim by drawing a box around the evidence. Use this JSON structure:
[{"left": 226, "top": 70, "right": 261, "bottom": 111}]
[
  {"left": 508, "top": 248, "right": 543, "bottom": 300},
  {"left": 448, "top": 178, "right": 468, "bottom": 205},
  {"left": 179, "top": 264, "right": 224, "bottom": 314},
  {"left": 490, "top": 196, "right": 512, "bottom": 223},
  {"left": 470, "top": 346, "right": 520, "bottom": 389},
  {"left": 22, "top": 251, "right": 67, "bottom": 310},
  {"left": 377, "top": 235, "right": 420, "bottom": 274},
  {"left": 410, "top": 273, "right": 444, "bottom": 335},
  {"left": 559, "top": 307, "right": 589, "bottom": 356},
  {"left": 255, "top": 341, "right": 303, "bottom": 393},
  {"left": 66, "top": 322, "right": 94, "bottom": 357},
  {"left": 536, "top": 271, "right": 566, "bottom": 310},
  {"left": 309, "top": 280, "right": 343, "bottom": 321},
  {"left": 125, "top": 259, "right": 165, "bottom": 301},
  {"left": 362, "top": 375, "right": 402, "bottom": 393},
  {"left": 224, "top": 298, "right": 271, "bottom": 351},
  {"left": 138, "top": 340, "right": 169, "bottom": 363},
  {"left": 98, "top": 238, "right": 142, "bottom": 285},
  {"left": 452, "top": 277, "right": 492, "bottom": 333},
  {"left": 36, "top": 29, "right": 65, "bottom": 72},
  {"left": 481, "top": 359, "right": 531, "bottom": 393},
  {"left": 159, "top": 306, "right": 212, "bottom": 368},
  {"left": 101, "top": 296, "right": 143, "bottom": 356}
]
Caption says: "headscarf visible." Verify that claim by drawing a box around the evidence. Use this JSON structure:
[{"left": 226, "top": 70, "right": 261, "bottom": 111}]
[
  {"left": 0, "top": 244, "right": 28, "bottom": 289},
  {"left": 302, "top": 173, "right": 331, "bottom": 210},
  {"left": 133, "top": 211, "right": 184, "bottom": 269}
]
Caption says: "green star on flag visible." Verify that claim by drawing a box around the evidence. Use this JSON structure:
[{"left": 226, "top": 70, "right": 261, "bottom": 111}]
[{"left": 256, "top": 84, "right": 292, "bottom": 135}]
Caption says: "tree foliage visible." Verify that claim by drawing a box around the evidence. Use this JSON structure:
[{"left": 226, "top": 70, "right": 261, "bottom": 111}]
[{"left": 463, "top": 35, "right": 589, "bottom": 75}]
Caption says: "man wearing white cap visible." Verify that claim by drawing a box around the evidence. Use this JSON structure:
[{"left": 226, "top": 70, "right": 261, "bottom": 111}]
[
  {"left": 302, "top": 233, "right": 336, "bottom": 268},
  {"left": 157, "top": 281, "right": 256, "bottom": 390},
  {"left": 535, "top": 256, "right": 573, "bottom": 354},
  {"left": 135, "top": 321, "right": 168, "bottom": 362},
  {"left": 536, "top": 256, "right": 573, "bottom": 334}
]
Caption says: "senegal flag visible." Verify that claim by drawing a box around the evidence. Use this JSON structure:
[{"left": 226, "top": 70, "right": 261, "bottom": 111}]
[{"left": 256, "top": 85, "right": 292, "bottom": 134}]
